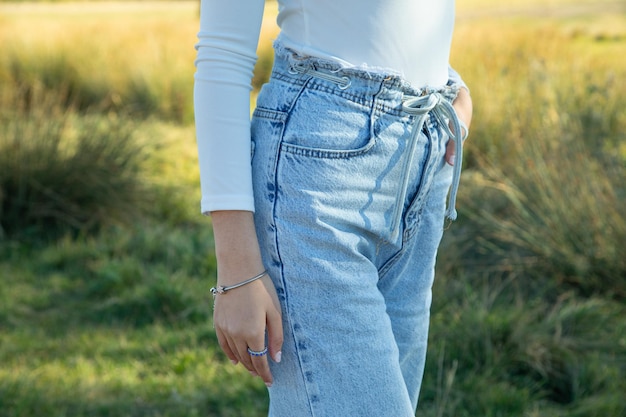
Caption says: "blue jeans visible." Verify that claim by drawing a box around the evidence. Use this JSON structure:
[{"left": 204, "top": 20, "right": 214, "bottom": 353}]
[{"left": 251, "top": 47, "right": 462, "bottom": 417}]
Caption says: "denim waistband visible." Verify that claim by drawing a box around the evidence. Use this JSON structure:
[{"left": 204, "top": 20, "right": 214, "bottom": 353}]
[
  {"left": 279, "top": 48, "right": 457, "bottom": 104},
  {"left": 271, "top": 45, "right": 466, "bottom": 223}
]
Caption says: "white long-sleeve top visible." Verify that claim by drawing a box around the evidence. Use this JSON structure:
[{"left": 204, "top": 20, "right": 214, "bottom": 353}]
[{"left": 195, "top": 0, "right": 458, "bottom": 213}]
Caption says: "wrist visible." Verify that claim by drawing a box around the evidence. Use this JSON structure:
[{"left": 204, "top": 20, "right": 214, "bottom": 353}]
[{"left": 211, "top": 270, "right": 268, "bottom": 296}]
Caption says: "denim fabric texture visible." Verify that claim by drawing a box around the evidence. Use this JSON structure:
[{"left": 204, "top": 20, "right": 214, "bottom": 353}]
[{"left": 251, "top": 47, "right": 462, "bottom": 417}]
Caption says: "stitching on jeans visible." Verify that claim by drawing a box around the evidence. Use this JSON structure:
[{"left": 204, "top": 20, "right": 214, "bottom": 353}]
[{"left": 253, "top": 107, "right": 288, "bottom": 121}]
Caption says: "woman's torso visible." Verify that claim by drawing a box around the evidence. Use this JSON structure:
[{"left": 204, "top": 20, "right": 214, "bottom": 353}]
[{"left": 276, "top": 0, "right": 456, "bottom": 88}]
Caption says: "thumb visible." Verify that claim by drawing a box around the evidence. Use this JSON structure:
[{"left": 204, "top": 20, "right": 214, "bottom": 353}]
[
  {"left": 445, "top": 139, "right": 456, "bottom": 166},
  {"left": 266, "top": 307, "right": 284, "bottom": 363}
]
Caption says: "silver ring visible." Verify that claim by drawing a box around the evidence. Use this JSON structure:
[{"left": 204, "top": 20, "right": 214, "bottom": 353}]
[{"left": 247, "top": 346, "right": 268, "bottom": 356}]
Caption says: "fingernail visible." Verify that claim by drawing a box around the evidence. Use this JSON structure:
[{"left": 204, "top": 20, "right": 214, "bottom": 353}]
[
  {"left": 250, "top": 371, "right": 258, "bottom": 377},
  {"left": 275, "top": 351, "right": 282, "bottom": 363},
  {"left": 448, "top": 155, "right": 456, "bottom": 166},
  {"left": 230, "top": 360, "right": 238, "bottom": 365},
  {"left": 265, "top": 382, "right": 273, "bottom": 388}
]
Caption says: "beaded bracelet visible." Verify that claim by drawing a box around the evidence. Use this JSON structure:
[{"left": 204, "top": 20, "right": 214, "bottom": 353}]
[{"left": 210, "top": 270, "right": 268, "bottom": 297}]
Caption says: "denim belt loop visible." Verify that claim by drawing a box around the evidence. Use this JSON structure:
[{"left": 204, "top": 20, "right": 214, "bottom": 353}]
[{"left": 288, "top": 61, "right": 352, "bottom": 90}]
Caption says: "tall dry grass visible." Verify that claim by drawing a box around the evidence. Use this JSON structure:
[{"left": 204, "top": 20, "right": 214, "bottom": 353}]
[
  {"left": 447, "top": 14, "right": 626, "bottom": 298},
  {"left": 0, "top": 1, "right": 198, "bottom": 123},
  {"left": 0, "top": 2, "right": 203, "bottom": 237},
  {"left": 0, "top": 86, "right": 150, "bottom": 237}
]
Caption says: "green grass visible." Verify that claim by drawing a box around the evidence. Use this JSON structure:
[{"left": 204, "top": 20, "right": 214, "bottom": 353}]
[
  {"left": 0, "top": 224, "right": 271, "bottom": 417},
  {"left": 1, "top": 1, "right": 625, "bottom": 416}
]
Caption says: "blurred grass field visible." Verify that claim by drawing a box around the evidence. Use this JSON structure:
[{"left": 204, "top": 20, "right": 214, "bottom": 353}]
[{"left": 1, "top": 1, "right": 625, "bottom": 416}]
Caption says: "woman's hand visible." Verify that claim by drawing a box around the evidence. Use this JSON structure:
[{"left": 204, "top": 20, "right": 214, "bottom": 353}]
[
  {"left": 446, "top": 87, "right": 473, "bottom": 166},
  {"left": 210, "top": 211, "right": 283, "bottom": 387}
]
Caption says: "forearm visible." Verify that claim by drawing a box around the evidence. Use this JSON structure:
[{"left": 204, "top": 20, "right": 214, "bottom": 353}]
[
  {"left": 194, "top": 0, "right": 266, "bottom": 214},
  {"left": 210, "top": 210, "right": 265, "bottom": 286}
]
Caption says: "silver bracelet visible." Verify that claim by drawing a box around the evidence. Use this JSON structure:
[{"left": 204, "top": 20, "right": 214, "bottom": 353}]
[{"left": 210, "top": 270, "right": 268, "bottom": 297}]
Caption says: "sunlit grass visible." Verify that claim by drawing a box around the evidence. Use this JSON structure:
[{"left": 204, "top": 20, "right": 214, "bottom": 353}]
[
  {"left": 0, "top": 325, "right": 268, "bottom": 416},
  {"left": 0, "top": 1, "right": 198, "bottom": 123}
]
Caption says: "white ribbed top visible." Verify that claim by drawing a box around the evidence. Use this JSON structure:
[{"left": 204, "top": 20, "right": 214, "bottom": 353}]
[{"left": 194, "top": 0, "right": 456, "bottom": 213}]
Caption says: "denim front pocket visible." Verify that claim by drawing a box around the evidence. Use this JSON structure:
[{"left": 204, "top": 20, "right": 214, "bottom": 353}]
[
  {"left": 251, "top": 106, "right": 288, "bottom": 188},
  {"left": 280, "top": 88, "right": 376, "bottom": 159}
]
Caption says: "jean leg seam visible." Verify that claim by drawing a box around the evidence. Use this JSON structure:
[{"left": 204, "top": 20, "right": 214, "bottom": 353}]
[{"left": 271, "top": 122, "right": 321, "bottom": 416}]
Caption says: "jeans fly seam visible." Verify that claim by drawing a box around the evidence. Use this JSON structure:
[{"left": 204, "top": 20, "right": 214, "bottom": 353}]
[
  {"left": 402, "top": 125, "right": 438, "bottom": 242},
  {"left": 377, "top": 239, "right": 407, "bottom": 279}
]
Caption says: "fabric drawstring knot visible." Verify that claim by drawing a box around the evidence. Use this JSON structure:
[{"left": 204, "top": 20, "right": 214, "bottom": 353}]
[{"left": 402, "top": 93, "right": 465, "bottom": 221}]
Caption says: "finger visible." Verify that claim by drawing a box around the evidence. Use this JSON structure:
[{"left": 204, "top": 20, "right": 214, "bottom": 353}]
[
  {"left": 215, "top": 327, "right": 239, "bottom": 365},
  {"left": 216, "top": 320, "right": 254, "bottom": 370},
  {"left": 234, "top": 339, "right": 257, "bottom": 373},
  {"left": 249, "top": 305, "right": 284, "bottom": 387},
  {"left": 267, "top": 306, "right": 283, "bottom": 364},
  {"left": 248, "top": 343, "right": 272, "bottom": 386}
]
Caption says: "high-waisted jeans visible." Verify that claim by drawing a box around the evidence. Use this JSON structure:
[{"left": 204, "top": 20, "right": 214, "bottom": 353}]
[{"left": 251, "top": 46, "right": 464, "bottom": 417}]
